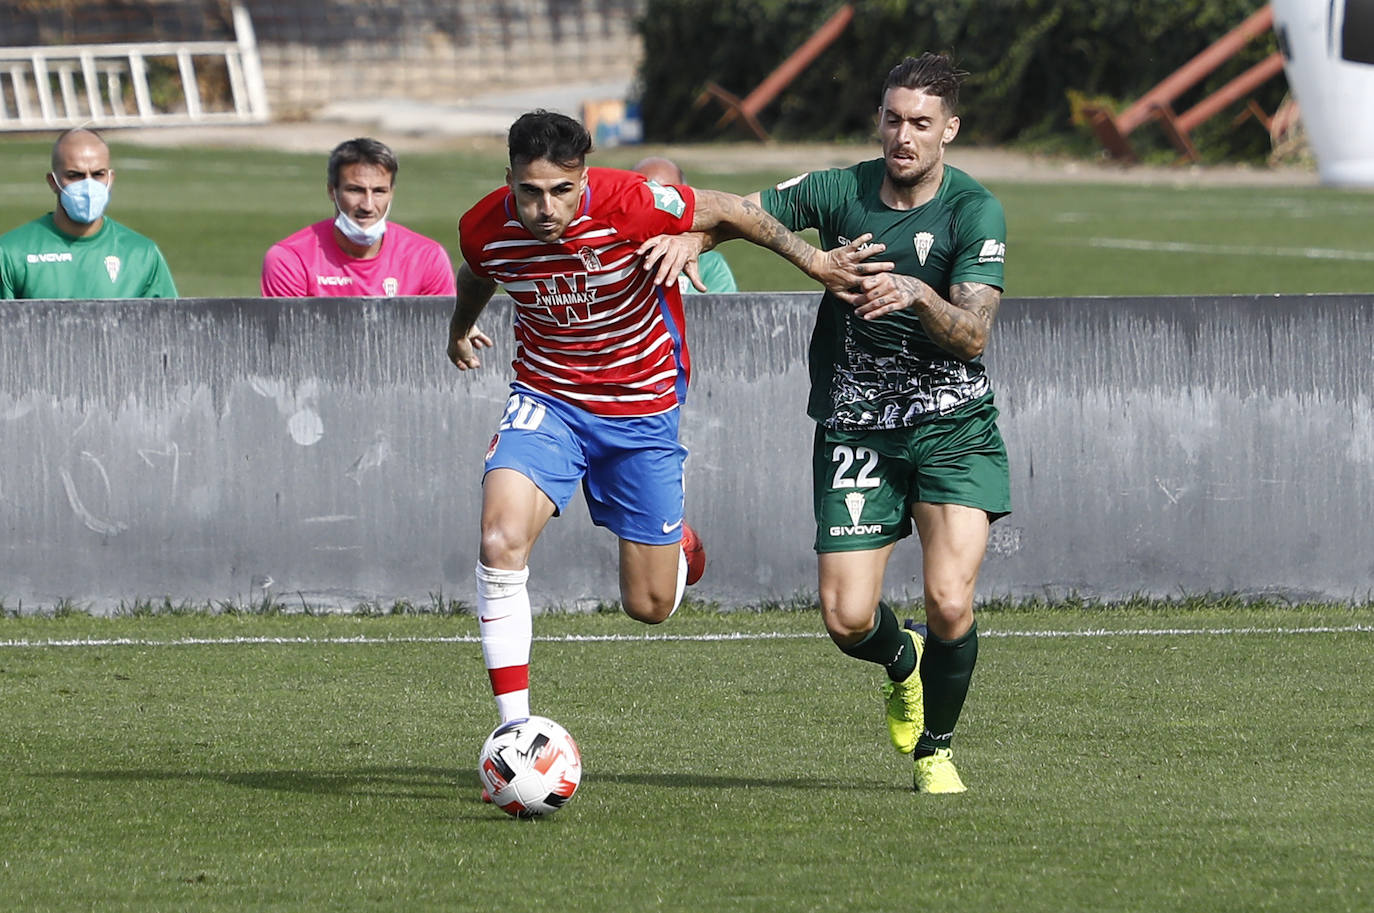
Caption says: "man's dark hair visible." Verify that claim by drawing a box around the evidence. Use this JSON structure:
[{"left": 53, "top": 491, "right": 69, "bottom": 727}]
[
  {"left": 507, "top": 110, "right": 593, "bottom": 169},
  {"left": 327, "top": 137, "right": 398, "bottom": 188},
  {"left": 882, "top": 52, "right": 968, "bottom": 114}
]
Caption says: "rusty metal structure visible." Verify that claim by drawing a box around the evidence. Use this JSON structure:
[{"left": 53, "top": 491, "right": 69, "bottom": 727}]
[
  {"left": 693, "top": 2, "right": 854, "bottom": 141},
  {"left": 1083, "top": 4, "right": 1284, "bottom": 162}
]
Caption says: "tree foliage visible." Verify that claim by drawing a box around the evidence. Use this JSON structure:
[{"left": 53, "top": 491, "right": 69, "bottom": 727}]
[{"left": 638, "top": 0, "right": 1285, "bottom": 160}]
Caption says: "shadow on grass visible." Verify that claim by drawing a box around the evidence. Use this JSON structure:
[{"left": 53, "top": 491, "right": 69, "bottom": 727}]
[
  {"left": 590, "top": 771, "right": 880, "bottom": 791},
  {"left": 43, "top": 765, "right": 472, "bottom": 799},
  {"left": 43, "top": 767, "right": 880, "bottom": 796}
]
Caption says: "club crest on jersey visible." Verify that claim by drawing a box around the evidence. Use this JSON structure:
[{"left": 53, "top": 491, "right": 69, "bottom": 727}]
[
  {"left": 485, "top": 433, "right": 500, "bottom": 463},
  {"left": 533, "top": 274, "right": 596, "bottom": 325},
  {"left": 104, "top": 255, "right": 121, "bottom": 282},
  {"left": 646, "top": 181, "right": 686, "bottom": 217},
  {"left": 383, "top": 276, "right": 399, "bottom": 297},
  {"left": 914, "top": 232, "right": 935, "bottom": 266},
  {"left": 577, "top": 247, "right": 603, "bottom": 271}
]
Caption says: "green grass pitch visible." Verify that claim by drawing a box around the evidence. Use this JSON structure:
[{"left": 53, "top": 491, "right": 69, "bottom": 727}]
[
  {"left": 2, "top": 604, "right": 1372, "bottom": 912},
  {"left": 1, "top": 138, "right": 1371, "bottom": 298},
  {"left": 2, "top": 136, "right": 1373, "bottom": 910}
]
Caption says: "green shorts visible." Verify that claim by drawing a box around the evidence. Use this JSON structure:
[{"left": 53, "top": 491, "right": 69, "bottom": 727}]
[{"left": 812, "top": 395, "right": 1012, "bottom": 553}]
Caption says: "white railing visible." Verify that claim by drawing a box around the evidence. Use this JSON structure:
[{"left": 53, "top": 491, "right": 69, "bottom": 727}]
[{"left": 0, "top": 3, "right": 268, "bottom": 131}]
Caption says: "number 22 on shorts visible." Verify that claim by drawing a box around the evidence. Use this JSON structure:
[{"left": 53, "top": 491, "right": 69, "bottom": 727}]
[{"left": 831, "top": 444, "right": 881, "bottom": 490}]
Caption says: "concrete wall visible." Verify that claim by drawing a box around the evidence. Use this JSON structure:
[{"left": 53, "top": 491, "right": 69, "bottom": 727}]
[
  {"left": 2, "top": 294, "right": 1371, "bottom": 613},
  {"left": 249, "top": 0, "right": 644, "bottom": 114}
]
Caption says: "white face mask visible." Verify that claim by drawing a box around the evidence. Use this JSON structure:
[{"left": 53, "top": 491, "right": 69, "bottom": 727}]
[{"left": 333, "top": 200, "right": 390, "bottom": 247}]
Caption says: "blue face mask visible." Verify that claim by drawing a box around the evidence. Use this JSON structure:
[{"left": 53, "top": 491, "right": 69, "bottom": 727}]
[
  {"left": 334, "top": 201, "right": 390, "bottom": 247},
  {"left": 53, "top": 174, "right": 111, "bottom": 224}
]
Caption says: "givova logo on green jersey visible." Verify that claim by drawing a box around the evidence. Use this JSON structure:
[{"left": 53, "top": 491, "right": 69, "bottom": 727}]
[{"left": 838, "top": 235, "right": 881, "bottom": 252}]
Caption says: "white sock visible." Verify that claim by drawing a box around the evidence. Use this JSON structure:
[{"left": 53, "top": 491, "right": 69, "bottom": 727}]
[
  {"left": 475, "top": 562, "right": 532, "bottom": 722},
  {"left": 669, "top": 544, "right": 687, "bottom": 618}
]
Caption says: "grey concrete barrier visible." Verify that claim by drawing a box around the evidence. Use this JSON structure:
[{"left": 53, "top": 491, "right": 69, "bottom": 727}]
[{"left": 2, "top": 294, "right": 1370, "bottom": 613}]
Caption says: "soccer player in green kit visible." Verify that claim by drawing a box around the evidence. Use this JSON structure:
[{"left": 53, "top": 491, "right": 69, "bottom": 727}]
[
  {"left": 645, "top": 52, "right": 1007, "bottom": 792},
  {"left": 0, "top": 128, "right": 177, "bottom": 299},
  {"left": 758, "top": 52, "right": 1009, "bottom": 793}
]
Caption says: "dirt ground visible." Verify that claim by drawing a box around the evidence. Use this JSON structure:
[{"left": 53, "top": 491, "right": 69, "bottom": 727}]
[{"left": 114, "top": 119, "right": 1320, "bottom": 188}]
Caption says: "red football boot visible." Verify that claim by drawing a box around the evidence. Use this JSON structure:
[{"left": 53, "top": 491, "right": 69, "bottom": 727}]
[{"left": 681, "top": 522, "right": 706, "bottom": 586}]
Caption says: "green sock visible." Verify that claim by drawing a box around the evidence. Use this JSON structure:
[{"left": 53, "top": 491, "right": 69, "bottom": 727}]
[
  {"left": 914, "top": 621, "right": 979, "bottom": 757},
  {"left": 833, "top": 601, "right": 918, "bottom": 682}
]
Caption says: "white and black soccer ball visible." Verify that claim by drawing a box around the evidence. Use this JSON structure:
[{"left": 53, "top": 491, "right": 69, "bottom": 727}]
[{"left": 478, "top": 716, "right": 582, "bottom": 818}]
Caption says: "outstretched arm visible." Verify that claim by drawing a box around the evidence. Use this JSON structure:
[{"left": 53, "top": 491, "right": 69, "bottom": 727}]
[
  {"left": 447, "top": 262, "right": 498, "bottom": 370},
  {"left": 853, "top": 276, "right": 1002, "bottom": 360},
  {"left": 639, "top": 189, "right": 890, "bottom": 300},
  {"left": 690, "top": 189, "right": 890, "bottom": 296}
]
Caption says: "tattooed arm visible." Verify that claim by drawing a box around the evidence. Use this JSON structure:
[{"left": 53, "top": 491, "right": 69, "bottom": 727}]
[
  {"left": 638, "top": 189, "right": 890, "bottom": 298},
  {"left": 852, "top": 275, "right": 1001, "bottom": 361}
]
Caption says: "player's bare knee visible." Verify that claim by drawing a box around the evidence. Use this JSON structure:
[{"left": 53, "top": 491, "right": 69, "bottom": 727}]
[
  {"left": 623, "top": 595, "right": 673, "bottom": 625},
  {"left": 924, "top": 596, "right": 974, "bottom": 639},
  {"left": 820, "top": 601, "right": 874, "bottom": 643},
  {"left": 478, "top": 526, "right": 530, "bottom": 570}
]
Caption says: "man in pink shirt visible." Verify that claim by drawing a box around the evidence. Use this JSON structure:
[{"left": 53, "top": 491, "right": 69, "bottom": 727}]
[{"left": 260, "top": 138, "right": 457, "bottom": 297}]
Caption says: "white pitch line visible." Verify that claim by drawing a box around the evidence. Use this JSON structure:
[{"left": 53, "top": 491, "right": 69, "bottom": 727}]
[
  {"left": 981, "top": 624, "right": 1374, "bottom": 638},
  {"left": 1087, "top": 237, "right": 1374, "bottom": 262},
  {"left": 0, "top": 625, "right": 1371, "bottom": 649}
]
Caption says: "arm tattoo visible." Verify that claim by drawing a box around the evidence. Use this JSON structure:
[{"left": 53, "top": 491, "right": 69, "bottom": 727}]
[
  {"left": 692, "top": 191, "right": 818, "bottom": 276},
  {"left": 741, "top": 197, "right": 819, "bottom": 273},
  {"left": 907, "top": 279, "right": 1001, "bottom": 361}
]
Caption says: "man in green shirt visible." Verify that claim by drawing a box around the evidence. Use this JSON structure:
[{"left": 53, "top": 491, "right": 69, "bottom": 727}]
[
  {"left": 749, "top": 53, "right": 1009, "bottom": 794},
  {"left": 637, "top": 53, "right": 1005, "bottom": 793},
  {"left": 633, "top": 156, "right": 738, "bottom": 294},
  {"left": 0, "top": 128, "right": 178, "bottom": 299}
]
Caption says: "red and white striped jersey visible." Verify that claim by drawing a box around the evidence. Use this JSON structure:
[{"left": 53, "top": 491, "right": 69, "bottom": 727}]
[{"left": 459, "top": 167, "right": 697, "bottom": 417}]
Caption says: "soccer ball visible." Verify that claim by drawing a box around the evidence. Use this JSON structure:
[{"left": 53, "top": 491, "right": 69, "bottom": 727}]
[{"left": 478, "top": 716, "right": 582, "bottom": 818}]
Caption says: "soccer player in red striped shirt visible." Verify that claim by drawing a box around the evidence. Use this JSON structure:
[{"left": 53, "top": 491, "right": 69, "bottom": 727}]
[{"left": 448, "top": 110, "right": 885, "bottom": 740}]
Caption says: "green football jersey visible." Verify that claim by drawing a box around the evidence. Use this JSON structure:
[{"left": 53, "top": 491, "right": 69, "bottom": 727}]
[
  {"left": 0, "top": 214, "right": 178, "bottom": 299},
  {"left": 684, "top": 249, "right": 738, "bottom": 294},
  {"left": 763, "top": 159, "right": 1005, "bottom": 430}
]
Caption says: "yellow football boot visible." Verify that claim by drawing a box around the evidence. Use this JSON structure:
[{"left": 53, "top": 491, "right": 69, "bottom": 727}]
[
  {"left": 913, "top": 748, "right": 967, "bottom": 794},
  {"left": 880, "top": 625, "right": 925, "bottom": 753}
]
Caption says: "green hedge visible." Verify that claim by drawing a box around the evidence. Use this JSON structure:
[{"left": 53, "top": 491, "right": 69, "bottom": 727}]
[{"left": 638, "top": 0, "right": 1285, "bottom": 161}]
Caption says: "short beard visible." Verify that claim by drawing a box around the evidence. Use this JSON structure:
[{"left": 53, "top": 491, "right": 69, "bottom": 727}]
[{"left": 885, "top": 158, "right": 936, "bottom": 189}]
